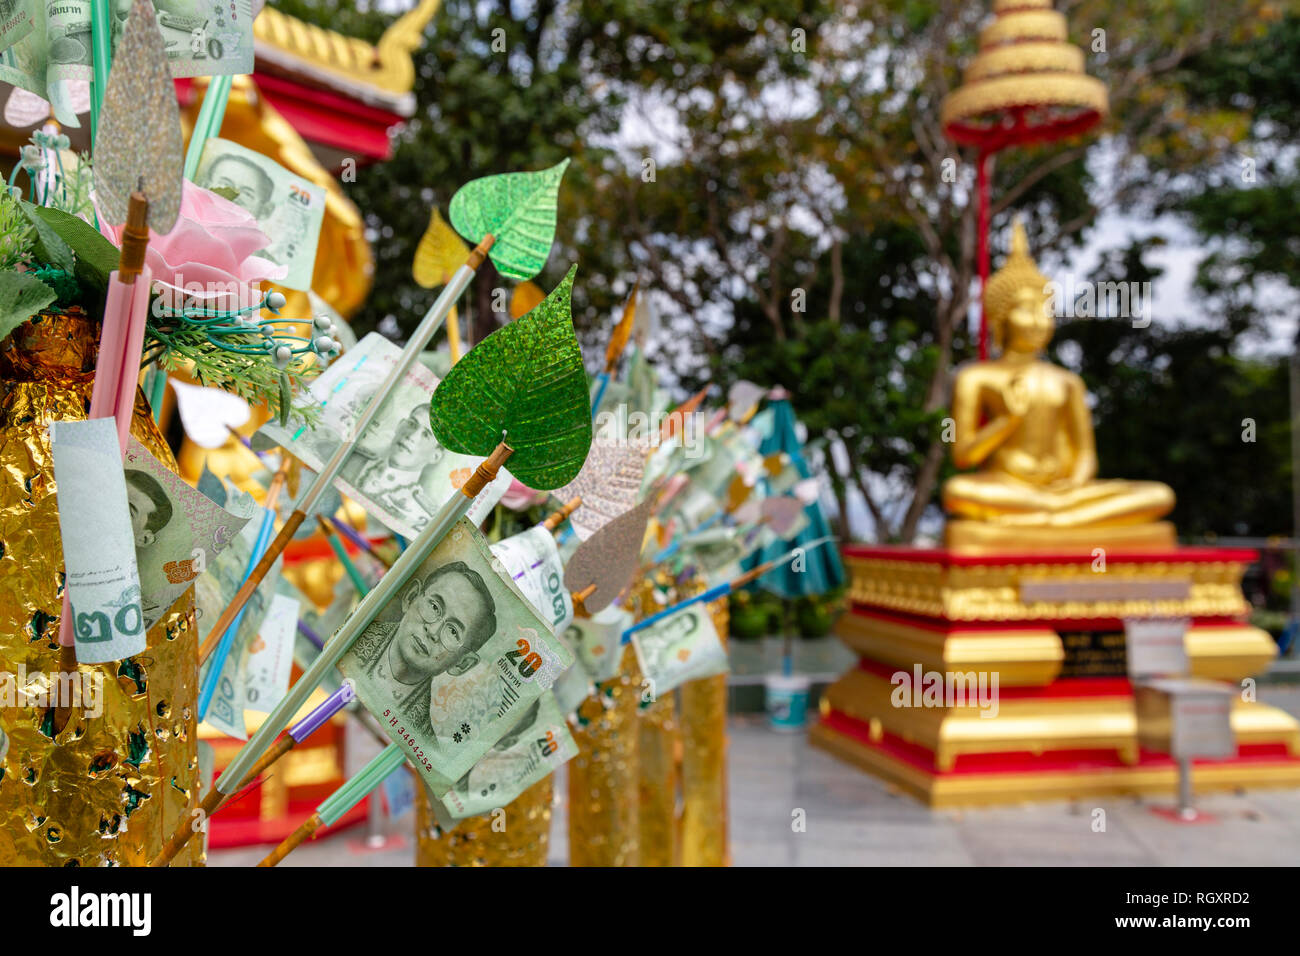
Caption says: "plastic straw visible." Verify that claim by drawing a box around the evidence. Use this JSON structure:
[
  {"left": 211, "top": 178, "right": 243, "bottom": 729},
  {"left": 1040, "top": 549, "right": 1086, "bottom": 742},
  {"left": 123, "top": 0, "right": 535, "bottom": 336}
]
[
  {"left": 197, "top": 503, "right": 277, "bottom": 718},
  {"left": 183, "top": 75, "right": 233, "bottom": 181},
  {"left": 321, "top": 518, "right": 369, "bottom": 595},
  {"left": 317, "top": 744, "right": 405, "bottom": 826},
  {"left": 89, "top": 0, "right": 111, "bottom": 141}
]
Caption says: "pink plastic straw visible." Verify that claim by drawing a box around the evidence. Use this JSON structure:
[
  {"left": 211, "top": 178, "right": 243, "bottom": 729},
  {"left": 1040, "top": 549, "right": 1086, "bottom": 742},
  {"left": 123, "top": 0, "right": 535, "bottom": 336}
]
[
  {"left": 112, "top": 265, "right": 152, "bottom": 448},
  {"left": 57, "top": 265, "right": 152, "bottom": 648}
]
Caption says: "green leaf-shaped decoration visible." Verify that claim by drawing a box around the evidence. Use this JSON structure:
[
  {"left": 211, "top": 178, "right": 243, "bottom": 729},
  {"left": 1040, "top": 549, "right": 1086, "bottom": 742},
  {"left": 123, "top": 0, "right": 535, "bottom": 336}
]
[
  {"left": 448, "top": 159, "right": 569, "bottom": 281},
  {"left": 429, "top": 264, "right": 591, "bottom": 489},
  {"left": 0, "top": 272, "right": 57, "bottom": 344}
]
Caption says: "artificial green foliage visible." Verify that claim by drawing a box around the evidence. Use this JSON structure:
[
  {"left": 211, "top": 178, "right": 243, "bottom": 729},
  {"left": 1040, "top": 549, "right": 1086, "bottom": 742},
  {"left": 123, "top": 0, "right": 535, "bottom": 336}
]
[
  {"left": 0, "top": 193, "right": 33, "bottom": 271},
  {"left": 449, "top": 160, "right": 569, "bottom": 280},
  {"left": 0, "top": 271, "right": 57, "bottom": 344},
  {"left": 140, "top": 326, "right": 321, "bottom": 429},
  {"left": 429, "top": 264, "right": 591, "bottom": 489}
]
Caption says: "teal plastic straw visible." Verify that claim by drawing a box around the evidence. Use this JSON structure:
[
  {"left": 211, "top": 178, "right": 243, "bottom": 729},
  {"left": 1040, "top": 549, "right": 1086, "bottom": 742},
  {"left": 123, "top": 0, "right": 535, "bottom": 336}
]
[
  {"left": 183, "top": 75, "right": 233, "bottom": 181},
  {"left": 325, "top": 527, "right": 369, "bottom": 596},
  {"left": 215, "top": 485, "right": 477, "bottom": 794},
  {"left": 149, "top": 366, "right": 167, "bottom": 423},
  {"left": 89, "top": 0, "right": 111, "bottom": 142},
  {"left": 318, "top": 744, "right": 404, "bottom": 826}
]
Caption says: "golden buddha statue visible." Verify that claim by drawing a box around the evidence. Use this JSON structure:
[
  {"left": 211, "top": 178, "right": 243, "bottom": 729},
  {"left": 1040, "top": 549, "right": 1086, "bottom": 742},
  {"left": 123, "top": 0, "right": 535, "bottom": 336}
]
[{"left": 942, "top": 220, "right": 1176, "bottom": 552}]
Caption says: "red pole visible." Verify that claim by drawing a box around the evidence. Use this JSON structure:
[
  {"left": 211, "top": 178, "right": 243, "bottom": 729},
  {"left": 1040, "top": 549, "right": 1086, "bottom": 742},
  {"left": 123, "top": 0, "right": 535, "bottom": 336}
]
[{"left": 976, "top": 149, "right": 991, "bottom": 360}]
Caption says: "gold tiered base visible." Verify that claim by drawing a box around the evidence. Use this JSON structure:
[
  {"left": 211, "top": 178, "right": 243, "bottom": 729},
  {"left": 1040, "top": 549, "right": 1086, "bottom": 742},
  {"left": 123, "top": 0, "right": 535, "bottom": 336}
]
[
  {"left": 811, "top": 544, "right": 1300, "bottom": 807},
  {"left": 945, "top": 519, "right": 1177, "bottom": 555}
]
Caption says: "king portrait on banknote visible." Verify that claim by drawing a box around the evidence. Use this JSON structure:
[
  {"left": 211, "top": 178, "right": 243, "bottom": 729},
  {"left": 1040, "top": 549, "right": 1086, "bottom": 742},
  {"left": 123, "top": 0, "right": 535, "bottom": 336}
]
[
  {"left": 345, "top": 559, "right": 497, "bottom": 739},
  {"left": 339, "top": 401, "right": 450, "bottom": 526}
]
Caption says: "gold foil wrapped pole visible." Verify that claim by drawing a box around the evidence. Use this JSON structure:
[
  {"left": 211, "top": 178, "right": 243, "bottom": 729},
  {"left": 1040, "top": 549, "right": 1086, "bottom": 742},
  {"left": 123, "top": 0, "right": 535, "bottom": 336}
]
[
  {"left": 414, "top": 775, "right": 554, "bottom": 867},
  {"left": 0, "top": 312, "right": 201, "bottom": 866},
  {"left": 568, "top": 644, "right": 643, "bottom": 866},
  {"left": 679, "top": 594, "right": 730, "bottom": 867},
  {"left": 637, "top": 690, "right": 679, "bottom": 867}
]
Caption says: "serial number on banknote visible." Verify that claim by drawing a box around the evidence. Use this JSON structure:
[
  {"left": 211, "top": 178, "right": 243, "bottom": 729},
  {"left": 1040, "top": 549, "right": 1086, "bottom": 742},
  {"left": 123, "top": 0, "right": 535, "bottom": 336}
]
[{"left": 384, "top": 709, "right": 434, "bottom": 772}]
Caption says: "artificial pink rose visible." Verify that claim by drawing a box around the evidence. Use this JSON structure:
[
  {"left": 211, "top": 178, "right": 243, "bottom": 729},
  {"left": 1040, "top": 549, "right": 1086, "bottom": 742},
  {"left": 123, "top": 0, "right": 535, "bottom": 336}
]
[
  {"left": 97, "top": 179, "right": 287, "bottom": 294},
  {"left": 499, "top": 477, "right": 548, "bottom": 511}
]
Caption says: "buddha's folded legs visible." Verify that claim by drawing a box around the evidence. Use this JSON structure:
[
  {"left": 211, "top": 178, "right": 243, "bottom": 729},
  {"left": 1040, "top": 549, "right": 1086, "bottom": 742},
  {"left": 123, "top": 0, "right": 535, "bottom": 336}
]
[
  {"left": 942, "top": 472, "right": 1061, "bottom": 521},
  {"left": 944, "top": 474, "right": 1175, "bottom": 528}
]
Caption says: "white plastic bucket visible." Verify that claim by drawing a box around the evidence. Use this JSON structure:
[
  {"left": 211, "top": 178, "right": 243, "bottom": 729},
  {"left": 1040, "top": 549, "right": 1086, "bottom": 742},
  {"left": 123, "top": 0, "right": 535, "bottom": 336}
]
[{"left": 765, "top": 674, "right": 811, "bottom": 732}]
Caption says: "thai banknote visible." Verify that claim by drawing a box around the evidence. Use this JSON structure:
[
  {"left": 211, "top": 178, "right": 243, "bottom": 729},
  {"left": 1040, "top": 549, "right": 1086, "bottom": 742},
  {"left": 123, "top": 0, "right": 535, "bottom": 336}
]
[
  {"left": 550, "top": 664, "right": 591, "bottom": 717},
  {"left": 242, "top": 592, "right": 298, "bottom": 714},
  {"left": 559, "top": 604, "right": 632, "bottom": 685},
  {"left": 123, "top": 436, "right": 258, "bottom": 632},
  {"left": 194, "top": 138, "right": 324, "bottom": 290},
  {"left": 0, "top": 0, "right": 36, "bottom": 57},
  {"left": 49, "top": 418, "right": 146, "bottom": 663},
  {"left": 0, "top": 0, "right": 254, "bottom": 126},
  {"left": 490, "top": 525, "right": 572, "bottom": 636},
  {"left": 282, "top": 576, "right": 349, "bottom": 697},
  {"left": 338, "top": 518, "right": 573, "bottom": 797},
  {"left": 196, "top": 492, "right": 282, "bottom": 739},
  {"left": 430, "top": 691, "right": 577, "bottom": 828},
  {"left": 257, "top": 333, "right": 513, "bottom": 539},
  {"left": 631, "top": 603, "right": 728, "bottom": 699}
]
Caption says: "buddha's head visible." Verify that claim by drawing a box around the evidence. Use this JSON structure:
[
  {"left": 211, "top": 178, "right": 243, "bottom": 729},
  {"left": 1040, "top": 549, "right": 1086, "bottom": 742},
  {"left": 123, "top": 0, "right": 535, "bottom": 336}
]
[{"left": 983, "top": 218, "right": 1054, "bottom": 355}]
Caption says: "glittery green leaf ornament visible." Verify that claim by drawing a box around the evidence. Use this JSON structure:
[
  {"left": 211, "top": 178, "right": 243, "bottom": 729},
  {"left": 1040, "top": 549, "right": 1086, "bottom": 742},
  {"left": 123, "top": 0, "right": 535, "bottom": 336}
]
[
  {"left": 448, "top": 159, "right": 569, "bottom": 280},
  {"left": 92, "top": 0, "right": 183, "bottom": 234},
  {"left": 429, "top": 264, "right": 591, "bottom": 489}
]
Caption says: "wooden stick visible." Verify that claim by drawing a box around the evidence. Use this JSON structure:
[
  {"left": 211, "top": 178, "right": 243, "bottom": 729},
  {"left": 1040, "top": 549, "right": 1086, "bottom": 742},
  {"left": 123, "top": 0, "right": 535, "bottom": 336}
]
[
  {"left": 542, "top": 495, "right": 582, "bottom": 532},
  {"left": 150, "top": 733, "right": 294, "bottom": 867},
  {"left": 258, "top": 813, "right": 321, "bottom": 867}
]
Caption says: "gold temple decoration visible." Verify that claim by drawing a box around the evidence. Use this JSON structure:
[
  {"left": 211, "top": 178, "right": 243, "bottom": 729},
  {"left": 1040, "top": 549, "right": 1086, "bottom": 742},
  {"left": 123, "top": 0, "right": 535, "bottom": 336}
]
[
  {"left": 0, "top": 314, "right": 201, "bottom": 866},
  {"left": 679, "top": 594, "right": 729, "bottom": 867},
  {"left": 636, "top": 692, "right": 678, "bottom": 867},
  {"left": 942, "top": 220, "right": 1176, "bottom": 551},
  {"left": 940, "top": 0, "right": 1108, "bottom": 139},
  {"left": 569, "top": 644, "right": 643, "bottom": 866},
  {"left": 254, "top": 0, "right": 443, "bottom": 112},
  {"left": 414, "top": 775, "right": 554, "bottom": 867}
]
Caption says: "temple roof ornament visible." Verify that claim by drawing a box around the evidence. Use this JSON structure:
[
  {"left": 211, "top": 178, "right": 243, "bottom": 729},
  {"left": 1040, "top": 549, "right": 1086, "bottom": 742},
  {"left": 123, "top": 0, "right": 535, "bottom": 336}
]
[
  {"left": 941, "top": 0, "right": 1108, "bottom": 151},
  {"left": 253, "top": 0, "right": 443, "bottom": 115}
]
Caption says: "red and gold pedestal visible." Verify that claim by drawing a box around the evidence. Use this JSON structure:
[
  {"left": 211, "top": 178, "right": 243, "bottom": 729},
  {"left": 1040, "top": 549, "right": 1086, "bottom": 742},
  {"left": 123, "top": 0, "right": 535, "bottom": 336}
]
[{"left": 810, "top": 544, "right": 1300, "bottom": 807}]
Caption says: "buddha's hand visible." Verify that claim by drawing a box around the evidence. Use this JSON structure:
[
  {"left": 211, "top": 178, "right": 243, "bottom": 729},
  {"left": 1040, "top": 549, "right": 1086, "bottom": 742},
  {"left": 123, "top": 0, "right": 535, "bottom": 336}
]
[{"left": 1001, "top": 373, "right": 1033, "bottom": 419}]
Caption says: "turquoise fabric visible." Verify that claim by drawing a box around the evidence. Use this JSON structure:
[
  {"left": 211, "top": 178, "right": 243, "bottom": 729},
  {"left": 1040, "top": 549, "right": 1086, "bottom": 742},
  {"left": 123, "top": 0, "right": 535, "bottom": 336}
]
[{"left": 741, "top": 399, "right": 844, "bottom": 599}]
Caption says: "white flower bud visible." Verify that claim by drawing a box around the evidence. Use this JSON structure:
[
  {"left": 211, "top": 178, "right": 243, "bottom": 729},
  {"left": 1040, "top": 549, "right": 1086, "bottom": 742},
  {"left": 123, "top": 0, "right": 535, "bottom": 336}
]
[{"left": 266, "top": 291, "right": 287, "bottom": 311}]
